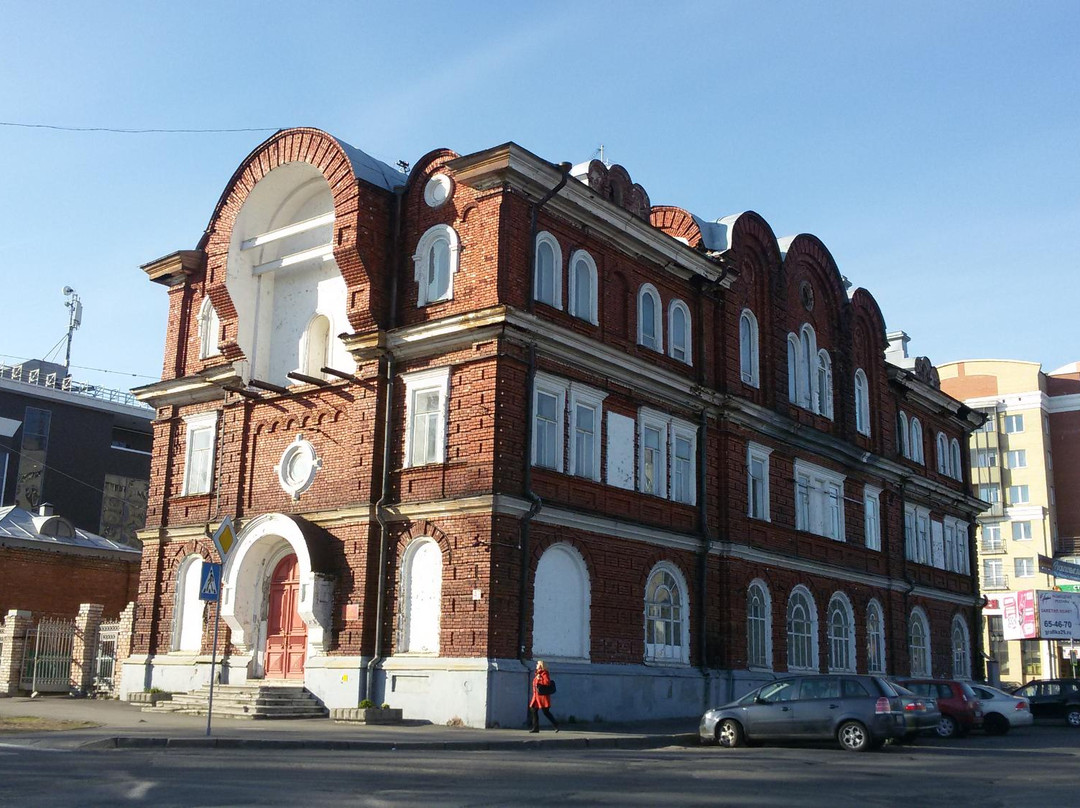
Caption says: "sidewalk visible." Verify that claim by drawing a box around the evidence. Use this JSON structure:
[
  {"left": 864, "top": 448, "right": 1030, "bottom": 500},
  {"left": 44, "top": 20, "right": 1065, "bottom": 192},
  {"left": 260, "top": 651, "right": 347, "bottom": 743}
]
[{"left": 0, "top": 695, "right": 699, "bottom": 752}]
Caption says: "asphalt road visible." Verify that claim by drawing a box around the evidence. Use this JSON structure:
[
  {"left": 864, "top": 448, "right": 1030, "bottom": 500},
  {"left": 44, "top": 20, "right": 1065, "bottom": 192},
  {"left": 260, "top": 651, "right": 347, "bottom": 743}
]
[{"left": 2, "top": 725, "right": 1077, "bottom": 807}]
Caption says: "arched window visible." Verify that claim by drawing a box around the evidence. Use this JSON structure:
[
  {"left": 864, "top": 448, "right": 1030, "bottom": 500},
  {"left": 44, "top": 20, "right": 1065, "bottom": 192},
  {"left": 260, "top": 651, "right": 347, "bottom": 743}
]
[
  {"left": 739, "top": 309, "right": 759, "bottom": 387},
  {"left": 173, "top": 555, "right": 205, "bottom": 652},
  {"left": 950, "top": 439, "right": 963, "bottom": 481},
  {"left": 197, "top": 297, "right": 220, "bottom": 360},
  {"left": 786, "top": 586, "right": 818, "bottom": 671},
  {"left": 898, "top": 411, "right": 909, "bottom": 458},
  {"left": 747, "top": 579, "right": 772, "bottom": 669},
  {"left": 532, "top": 543, "right": 590, "bottom": 659},
  {"left": 638, "top": 284, "right": 662, "bottom": 351},
  {"left": 854, "top": 369, "right": 870, "bottom": 435},
  {"left": 787, "top": 334, "right": 800, "bottom": 403},
  {"left": 827, "top": 593, "right": 855, "bottom": 672},
  {"left": 798, "top": 325, "right": 816, "bottom": 409},
  {"left": 866, "top": 599, "right": 886, "bottom": 674},
  {"left": 951, "top": 615, "right": 971, "bottom": 679},
  {"left": 534, "top": 231, "right": 562, "bottom": 309},
  {"left": 568, "top": 250, "right": 598, "bottom": 324},
  {"left": 400, "top": 538, "right": 443, "bottom": 653},
  {"left": 413, "top": 224, "right": 460, "bottom": 306},
  {"left": 668, "top": 300, "right": 692, "bottom": 364},
  {"left": 910, "top": 418, "right": 924, "bottom": 464},
  {"left": 644, "top": 563, "right": 689, "bottom": 663},
  {"left": 909, "top": 607, "right": 931, "bottom": 676},
  {"left": 301, "top": 314, "right": 331, "bottom": 379},
  {"left": 815, "top": 349, "right": 833, "bottom": 418},
  {"left": 935, "top": 432, "right": 948, "bottom": 474}
]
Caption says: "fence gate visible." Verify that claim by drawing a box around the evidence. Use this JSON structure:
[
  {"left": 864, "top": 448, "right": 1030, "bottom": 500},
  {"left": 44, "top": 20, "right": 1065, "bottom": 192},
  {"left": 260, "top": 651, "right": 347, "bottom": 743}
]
[
  {"left": 20, "top": 618, "right": 76, "bottom": 692},
  {"left": 94, "top": 620, "right": 121, "bottom": 692}
]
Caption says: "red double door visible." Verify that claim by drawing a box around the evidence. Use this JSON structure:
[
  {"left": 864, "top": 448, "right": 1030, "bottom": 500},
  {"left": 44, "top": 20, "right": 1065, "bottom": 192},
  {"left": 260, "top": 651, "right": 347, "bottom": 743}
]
[{"left": 264, "top": 556, "right": 306, "bottom": 679}]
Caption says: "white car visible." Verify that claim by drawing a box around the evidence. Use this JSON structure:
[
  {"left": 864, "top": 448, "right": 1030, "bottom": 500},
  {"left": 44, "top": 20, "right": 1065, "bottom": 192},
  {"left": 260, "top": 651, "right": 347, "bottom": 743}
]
[{"left": 969, "top": 684, "right": 1034, "bottom": 735}]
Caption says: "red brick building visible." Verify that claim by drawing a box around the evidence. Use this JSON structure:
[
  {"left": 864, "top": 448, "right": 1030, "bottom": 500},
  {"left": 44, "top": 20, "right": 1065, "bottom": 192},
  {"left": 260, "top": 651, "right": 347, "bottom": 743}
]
[{"left": 124, "top": 128, "right": 984, "bottom": 725}]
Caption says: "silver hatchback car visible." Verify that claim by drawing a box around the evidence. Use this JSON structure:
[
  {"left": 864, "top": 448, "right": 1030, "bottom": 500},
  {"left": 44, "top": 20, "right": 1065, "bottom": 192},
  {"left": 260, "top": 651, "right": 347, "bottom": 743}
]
[{"left": 700, "top": 674, "right": 908, "bottom": 752}]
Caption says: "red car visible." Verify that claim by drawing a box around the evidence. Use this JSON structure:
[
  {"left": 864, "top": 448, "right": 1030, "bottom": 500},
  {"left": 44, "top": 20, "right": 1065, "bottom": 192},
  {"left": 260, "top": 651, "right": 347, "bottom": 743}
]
[{"left": 894, "top": 678, "right": 983, "bottom": 738}]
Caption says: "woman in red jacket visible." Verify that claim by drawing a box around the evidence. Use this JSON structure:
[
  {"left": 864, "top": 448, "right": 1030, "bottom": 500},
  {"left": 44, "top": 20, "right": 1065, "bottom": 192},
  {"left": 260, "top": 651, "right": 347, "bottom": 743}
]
[{"left": 528, "top": 660, "right": 559, "bottom": 733}]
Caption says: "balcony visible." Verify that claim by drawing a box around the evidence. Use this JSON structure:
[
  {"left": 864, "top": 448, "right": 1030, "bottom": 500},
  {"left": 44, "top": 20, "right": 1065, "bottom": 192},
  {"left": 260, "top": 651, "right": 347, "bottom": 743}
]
[
  {"left": 981, "top": 538, "right": 1007, "bottom": 555},
  {"left": 979, "top": 502, "right": 1005, "bottom": 518},
  {"left": 982, "top": 575, "right": 1009, "bottom": 591}
]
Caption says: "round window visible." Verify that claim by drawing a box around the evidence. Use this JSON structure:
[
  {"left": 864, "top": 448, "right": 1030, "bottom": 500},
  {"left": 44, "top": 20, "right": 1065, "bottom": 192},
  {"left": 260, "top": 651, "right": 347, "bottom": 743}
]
[
  {"left": 424, "top": 173, "right": 454, "bottom": 208},
  {"left": 276, "top": 435, "right": 322, "bottom": 500}
]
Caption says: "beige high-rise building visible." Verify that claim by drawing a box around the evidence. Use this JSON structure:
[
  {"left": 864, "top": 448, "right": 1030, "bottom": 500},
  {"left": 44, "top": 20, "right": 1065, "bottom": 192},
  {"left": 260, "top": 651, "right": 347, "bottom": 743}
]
[{"left": 939, "top": 358, "right": 1080, "bottom": 685}]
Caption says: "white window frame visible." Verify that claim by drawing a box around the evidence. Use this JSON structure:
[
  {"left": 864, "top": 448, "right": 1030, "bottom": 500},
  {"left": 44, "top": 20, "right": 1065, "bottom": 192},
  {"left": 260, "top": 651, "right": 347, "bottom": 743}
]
[
  {"left": 173, "top": 554, "right": 206, "bottom": 652},
  {"left": 1004, "top": 414, "right": 1024, "bottom": 434},
  {"left": 567, "top": 249, "right": 598, "bottom": 324},
  {"left": 936, "top": 432, "right": 949, "bottom": 474},
  {"left": 854, "top": 368, "right": 870, "bottom": 435},
  {"left": 413, "top": 224, "right": 461, "bottom": 307},
  {"left": 568, "top": 383, "right": 605, "bottom": 481},
  {"left": 197, "top": 297, "right": 221, "bottom": 360},
  {"left": 643, "top": 562, "right": 690, "bottom": 664},
  {"left": 667, "top": 299, "right": 692, "bottom": 365},
  {"left": 950, "top": 438, "right": 963, "bottom": 480},
  {"left": 815, "top": 348, "right": 833, "bottom": 418},
  {"left": 637, "top": 283, "right": 663, "bottom": 352},
  {"left": 531, "top": 372, "right": 568, "bottom": 472},
  {"left": 983, "top": 557, "right": 1005, "bottom": 588},
  {"left": 1008, "top": 484, "right": 1030, "bottom": 505},
  {"left": 670, "top": 420, "right": 697, "bottom": 505},
  {"left": 747, "top": 442, "right": 772, "bottom": 522},
  {"left": 898, "top": 411, "right": 909, "bottom": 458},
  {"left": 1014, "top": 556, "right": 1035, "bottom": 578},
  {"left": 747, "top": 579, "right": 773, "bottom": 670},
  {"left": 403, "top": 367, "right": 451, "bottom": 467},
  {"left": 638, "top": 408, "right": 696, "bottom": 504},
  {"left": 951, "top": 615, "right": 971, "bottom": 680},
  {"left": 864, "top": 485, "right": 881, "bottom": 551},
  {"left": 866, "top": 599, "right": 887, "bottom": 675},
  {"left": 974, "top": 449, "right": 998, "bottom": 468},
  {"left": 909, "top": 417, "right": 924, "bottom": 464},
  {"left": 794, "top": 459, "right": 846, "bottom": 541},
  {"left": 904, "top": 503, "right": 932, "bottom": 564},
  {"left": 909, "top": 607, "right": 932, "bottom": 677},
  {"left": 1012, "top": 520, "right": 1032, "bottom": 541},
  {"left": 533, "top": 231, "right": 563, "bottom": 309},
  {"left": 739, "top": 309, "right": 760, "bottom": 387},
  {"left": 1005, "top": 449, "right": 1027, "bottom": 469},
  {"left": 300, "top": 313, "right": 331, "bottom": 379},
  {"left": 182, "top": 411, "right": 218, "bottom": 496},
  {"left": 787, "top": 334, "right": 800, "bottom": 404},
  {"left": 786, "top": 585, "right": 819, "bottom": 672},
  {"left": 827, "top": 592, "right": 856, "bottom": 673}
]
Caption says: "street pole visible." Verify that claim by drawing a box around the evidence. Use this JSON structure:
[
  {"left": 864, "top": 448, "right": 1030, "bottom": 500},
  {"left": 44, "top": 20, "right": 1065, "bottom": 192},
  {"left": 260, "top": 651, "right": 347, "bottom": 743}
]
[{"left": 206, "top": 596, "right": 221, "bottom": 737}]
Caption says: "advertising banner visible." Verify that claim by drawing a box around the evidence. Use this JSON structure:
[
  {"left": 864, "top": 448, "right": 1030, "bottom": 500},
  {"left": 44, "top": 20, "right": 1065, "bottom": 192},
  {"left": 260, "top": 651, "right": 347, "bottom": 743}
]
[
  {"left": 1002, "top": 590, "right": 1038, "bottom": 640},
  {"left": 1036, "top": 590, "right": 1080, "bottom": 640}
]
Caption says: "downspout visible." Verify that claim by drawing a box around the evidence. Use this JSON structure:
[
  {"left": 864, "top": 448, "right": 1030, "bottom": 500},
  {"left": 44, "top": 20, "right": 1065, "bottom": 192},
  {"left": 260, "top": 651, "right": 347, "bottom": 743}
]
[
  {"left": 366, "top": 184, "right": 406, "bottom": 703},
  {"left": 517, "top": 163, "right": 571, "bottom": 664},
  {"left": 697, "top": 408, "right": 712, "bottom": 706}
]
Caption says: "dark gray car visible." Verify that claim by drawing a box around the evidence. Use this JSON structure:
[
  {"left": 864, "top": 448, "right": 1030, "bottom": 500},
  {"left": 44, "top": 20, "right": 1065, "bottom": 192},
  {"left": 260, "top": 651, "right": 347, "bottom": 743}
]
[{"left": 699, "top": 674, "right": 907, "bottom": 752}]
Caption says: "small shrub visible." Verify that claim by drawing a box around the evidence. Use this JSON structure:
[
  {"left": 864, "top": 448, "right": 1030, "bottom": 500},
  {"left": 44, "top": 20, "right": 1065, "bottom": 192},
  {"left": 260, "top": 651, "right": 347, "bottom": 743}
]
[
  {"left": 358, "top": 699, "right": 376, "bottom": 709},
  {"left": 381, "top": 703, "right": 390, "bottom": 710}
]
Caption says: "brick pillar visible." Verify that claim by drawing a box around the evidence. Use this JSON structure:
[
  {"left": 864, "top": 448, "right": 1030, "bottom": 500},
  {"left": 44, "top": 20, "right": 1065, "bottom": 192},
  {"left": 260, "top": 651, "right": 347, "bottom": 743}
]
[
  {"left": 112, "top": 602, "right": 136, "bottom": 696},
  {"left": 71, "top": 603, "right": 104, "bottom": 696},
  {"left": 0, "top": 610, "right": 33, "bottom": 696}
]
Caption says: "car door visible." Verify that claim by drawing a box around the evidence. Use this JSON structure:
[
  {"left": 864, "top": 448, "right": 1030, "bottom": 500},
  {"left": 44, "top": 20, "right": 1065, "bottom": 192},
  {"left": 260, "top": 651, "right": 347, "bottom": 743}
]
[
  {"left": 742, "top": 679, "right": 800, "bottom": 739},
  {"left": 790, "top": 677, "right": 842, "bottom": 737},
  {"left": 1028, "top": 682, "right": 1062, "bottom": 718}
]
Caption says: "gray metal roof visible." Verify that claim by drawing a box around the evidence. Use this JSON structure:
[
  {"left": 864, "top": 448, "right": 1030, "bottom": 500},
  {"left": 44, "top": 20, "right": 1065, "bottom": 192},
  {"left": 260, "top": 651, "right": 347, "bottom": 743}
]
[
  {"left": 0, "top": 506, "right": 141, "bottom": 559},
  {"left": 333, "top": 138, "right": 407, "bottom": 191}
]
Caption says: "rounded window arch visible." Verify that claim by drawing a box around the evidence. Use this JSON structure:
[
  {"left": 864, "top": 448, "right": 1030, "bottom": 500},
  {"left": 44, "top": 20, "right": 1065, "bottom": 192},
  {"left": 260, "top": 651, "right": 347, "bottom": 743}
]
[
  {"left": 910, "top": 418, "right": 924, "bottom": 464},
  {"left": 897, "top": 411, "right": 910, "bottom": 458},
  {"left": 534, "top": 231, "right": 563, "bottom": 309},
  {"left": 197, "top": 297, "right": 221, "bottom": 360},
  {"left": 951, "top": 614, "right": 971, "bottom": 680},
  {"left": 935, "top": 432, "right": 949, "bottom": 475},
  {"left": 909, "top": 607, "right": 932, "bottom": 676},
  {"left": 854, "top": 368, "right": 870, "bottom": 435},
  {"left": 827, "top": 592, "right": 855, "bottom": 672},
  {"left": 568, "top": 249, "right": 598, "bottom": 324},
  {"left": 413, "top": 224, "right": 461, "bottom": 306},
  {"left": 866, "top": 598, "right": 887, "bottom": 674},
  {"left": 399, "top": 537, "right": 443, "bottom": 654},
  {"left": 786, "top": 585, "right": 819, "bottom": 671},
  {"left": 787, "top": 334, "right": 800, "bottom": 403},
  {"left": 950, "top": 439, "right": 963, "bottom": 480},
  {"left": 668, "top": 299, "right": 692, "bottom": 365},
  {"left": 300, "top": 313, "right": 331, "bottom": 379},
  {"left": 173, "top": 554, "right": 206, "bottom": 652},
  {"left": 746, "top": 578, "right": 772, "bottom": 670},
  {"left": 644, "top": 561, "right": 689, "bottom": 664},
  {"left": 816, "top": 349, "right": 833, "bottom": 418},
  {"left": 638, "top": 283, "right": 663, "bottom": 352},
  {"left": 739, "top": 309, "right": 760, "bottom": 387},
  {"left": 532, "top": 542, "right": 590, "bottom": 660}
]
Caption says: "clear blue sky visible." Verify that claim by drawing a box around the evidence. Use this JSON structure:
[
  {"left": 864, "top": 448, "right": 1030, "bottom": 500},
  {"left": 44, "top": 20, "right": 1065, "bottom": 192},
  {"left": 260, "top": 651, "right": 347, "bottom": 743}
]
[{"left": 2, "top": 1, "right": 1077, "bottom": 393}]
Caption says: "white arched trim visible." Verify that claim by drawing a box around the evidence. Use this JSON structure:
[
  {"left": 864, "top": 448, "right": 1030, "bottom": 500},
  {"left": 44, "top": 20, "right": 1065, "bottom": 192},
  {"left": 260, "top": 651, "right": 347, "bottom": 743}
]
[
  {"left": 413, "top": 224, "right": 461, "bottom": 306},
  {"left": 909, "top": 606, "right": 932, "bottom": 677},
  {"left": 638, "top": 283, "right": 663, "bottom": 352},
  {"left": 667, "top": 299, "right": 692, "bottom": 365},
  {"left": 826, "top": 591, "right": 856, "bottom": 673},
  {"left": 951, "top": 614, "right": 972, "bottom": 680},
  {"left": 534, "top": 230, "right": 563, "bottom": 309},
  {"left": 746, "top": 578, "right": 773, "bottom": 670},
  {"left": 197, "top": 297, "right": 221, "bottom": 360},
  {"left": 740, "top": 309, "right": 760, "bottom": 387},
  {"left": 568, "top": 249, "right": 598, "bottom": 324},
  {"left": 866, "top": 598, "right": 887, "bottom": 674}
]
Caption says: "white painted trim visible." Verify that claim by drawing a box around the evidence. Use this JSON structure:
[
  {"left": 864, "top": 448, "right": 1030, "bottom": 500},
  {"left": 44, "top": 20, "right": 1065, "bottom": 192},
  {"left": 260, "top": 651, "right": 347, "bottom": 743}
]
[
  {"left": 240, "top": 212, "right": 334, "bottom": 251},
  {"left": 534, "top": 231, "right": 563, "bottom": 310},
  {"left": 402, "top": 366, "right": 451, "bottom": 467},
  {"left": 567, "top": 249, "right": 598, "bottom": 324},
  {"left": 252, "top": 243, "right": 333, "bottom": 275}
]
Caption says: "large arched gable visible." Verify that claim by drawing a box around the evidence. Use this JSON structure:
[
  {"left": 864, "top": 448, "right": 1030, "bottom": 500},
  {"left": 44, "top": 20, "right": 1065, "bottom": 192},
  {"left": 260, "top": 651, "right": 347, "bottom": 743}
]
[
  {"left": 780, "top": 234, "right": 849, "bottom": 342},
  {"left": 650, "top": 205, "right": 703, "bottom": 248}
]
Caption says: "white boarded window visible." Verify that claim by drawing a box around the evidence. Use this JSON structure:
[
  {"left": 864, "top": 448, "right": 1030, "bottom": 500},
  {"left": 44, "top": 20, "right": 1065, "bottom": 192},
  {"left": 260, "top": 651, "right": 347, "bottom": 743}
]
[
  {"left": 532, "top": 543, "right": 590, "bottom": 660},
  {"left": 606, "top": 412, "right": 636, "bottom": 490},
  {"left": 400, "top": 538, "right": 442, "bottom": 654},
  {"left": 174, "top": 555, "right": 205, "bottom": 652},
  {"left": 301, "top": 313, "right": 331, "bottom": 379}
]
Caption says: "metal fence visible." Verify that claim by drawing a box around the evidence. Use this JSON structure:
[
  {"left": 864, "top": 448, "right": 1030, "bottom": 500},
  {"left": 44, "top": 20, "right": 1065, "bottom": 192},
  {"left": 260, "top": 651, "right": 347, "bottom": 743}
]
[
  {"left": 94, "top": 620, "right": 121, "bottom": 692},
  {"left": 20, "top": 618, "right": 76, "bottom": 692}
]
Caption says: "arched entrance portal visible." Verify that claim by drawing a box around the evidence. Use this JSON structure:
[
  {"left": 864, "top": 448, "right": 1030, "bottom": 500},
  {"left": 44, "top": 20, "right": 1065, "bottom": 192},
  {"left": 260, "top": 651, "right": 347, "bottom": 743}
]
[{"left": 265, "top": 555, "right": 307, "bottom": 679}]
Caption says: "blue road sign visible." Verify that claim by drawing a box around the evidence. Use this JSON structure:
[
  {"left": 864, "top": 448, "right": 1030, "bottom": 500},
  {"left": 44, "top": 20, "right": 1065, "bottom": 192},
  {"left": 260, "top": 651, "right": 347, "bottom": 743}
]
[{"left": 199, "top": 562, "right": 222, "bottom": 602}]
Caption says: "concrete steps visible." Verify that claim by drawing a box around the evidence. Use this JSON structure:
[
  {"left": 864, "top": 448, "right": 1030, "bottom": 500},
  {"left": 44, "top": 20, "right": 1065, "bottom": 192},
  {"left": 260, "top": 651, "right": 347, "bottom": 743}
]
[{"left": 144, "top": 683, "right": 328, "bottom": 720}]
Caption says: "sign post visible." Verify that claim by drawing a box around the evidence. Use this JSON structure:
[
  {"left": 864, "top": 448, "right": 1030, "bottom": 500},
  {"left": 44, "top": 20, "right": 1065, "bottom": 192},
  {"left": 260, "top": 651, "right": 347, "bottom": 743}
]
[{"left": 204, "top": 516, "right": 236, "bottom": 737}]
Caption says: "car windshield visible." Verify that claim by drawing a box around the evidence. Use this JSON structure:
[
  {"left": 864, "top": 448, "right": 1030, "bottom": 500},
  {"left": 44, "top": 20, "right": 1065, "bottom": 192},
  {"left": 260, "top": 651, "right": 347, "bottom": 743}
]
[
  {"left": 890, "top": 683, "right": 917, "bottom": 697},
  {"left": 959, "top": 683, "right": 979, "bottom": 700}
]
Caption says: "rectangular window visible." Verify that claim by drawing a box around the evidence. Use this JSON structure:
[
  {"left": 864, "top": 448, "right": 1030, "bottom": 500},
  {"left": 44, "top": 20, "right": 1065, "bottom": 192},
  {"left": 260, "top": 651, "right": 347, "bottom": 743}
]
[
  {"left": 1005, "top": 450, "right": 1027, "bottom": 469},
  {"left": 982, "top": 523, "right": 1004, "bottom": 552},
  {"left": 793, "top": 460, "right": 846, "bottom": 541},
  {"left": 15, "top": 406, "right": 51, "bottom": 509},
  {"left": 983, "top": 558, "right": 1005, "bottom": 588},
  {"left": 642, "top": 424, "right": 663, "bottom": 496},
  {"left": 671, "top": 428, "right": 695, "bottom": 505},
  {"left": 1014, "top": 557, "right": 1035, "bottom": 578},
  {"left": 979, "top": 485, "right": 1000, "bottom": 504},
  {"left": 864, "top": 487, "right": 881, "bottom": 551},
  {"left": 1008, "top": 485, "right": 1029, "bottom": 505},
  {"left": 904, "top": 507, "right": 916, "bottom": 561},
  {"left": 987, "top": 616, "right": 1008, "bottom": 674},
  {"left": 403, "top": 367, "right": 451, "bottom": 468},
  {"left": 977, "top": 412, "right": 995, "bottom": 432},
  {"left": 916, "top": 511, "right": 931, "bottom": 564},
  {"left": 1012, "top": 521, "right": 1032, "bottom": 541},
  {"left": 1004, "top": 414, "right": 1024, "bottom": 434},
  {"left": 1021, "top": 640, "right": 1041, "bottom": 676},
  {"left": 974, "top": 449, "right": 997, "bottom": 468},
  {"left": 532, "top": 374, "right": 568, "bottom": 472},
  {"left": 569, "top": 384, "right": 605, "bottom": 482},
  {"left": 182, "top": 411, "right": 218, "bottom": 495},
  {"left": 747, "top": 442, "right": 772, "bottom": 521}
]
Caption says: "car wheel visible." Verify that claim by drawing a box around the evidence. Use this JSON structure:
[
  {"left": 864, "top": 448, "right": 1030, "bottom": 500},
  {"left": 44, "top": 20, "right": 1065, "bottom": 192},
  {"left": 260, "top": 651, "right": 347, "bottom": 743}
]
[
  {"left": 984, "top": 713, "right": 1009, "bottom": 736},
  {"left": 936, "top": 715, "right": 958, "bottom": 739},
  {"left": 717, "top": 719, "right": 745, "bottom": 748},
  {"left": 838, "top": 720, "right": 872, "bottom": 752},
  {"left": 1066, "top": 708, "right": 1080, "bottom": 728}
]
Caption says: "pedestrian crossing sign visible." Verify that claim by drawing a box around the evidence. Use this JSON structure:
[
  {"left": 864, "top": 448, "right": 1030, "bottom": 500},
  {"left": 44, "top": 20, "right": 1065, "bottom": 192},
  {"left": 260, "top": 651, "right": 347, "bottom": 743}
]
[
  {"left": 199, "top": 562, "right": 222, "bottom": 602},
  {"left": 212, "top": 515, "right": 236, "bottom": 561}
]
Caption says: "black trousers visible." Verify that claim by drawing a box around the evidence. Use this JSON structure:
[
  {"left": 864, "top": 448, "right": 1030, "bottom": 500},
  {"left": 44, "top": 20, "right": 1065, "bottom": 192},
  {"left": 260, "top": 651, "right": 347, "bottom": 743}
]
[{"left": 529, "top": 705, "right": 558, "bottom": 730}]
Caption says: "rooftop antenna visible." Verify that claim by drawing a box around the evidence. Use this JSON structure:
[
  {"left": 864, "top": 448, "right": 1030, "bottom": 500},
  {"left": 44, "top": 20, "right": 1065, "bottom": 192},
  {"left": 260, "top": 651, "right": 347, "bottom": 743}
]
[
  {"left": 592, "top": 145, "right": 610, "bottom": 168},
  {"left": 62, "top": 286, "right": 82, "bottom": 372}
]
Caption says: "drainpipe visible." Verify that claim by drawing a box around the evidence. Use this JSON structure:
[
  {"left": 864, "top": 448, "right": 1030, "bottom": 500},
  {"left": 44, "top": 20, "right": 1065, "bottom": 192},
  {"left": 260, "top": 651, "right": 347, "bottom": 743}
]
[
  {"left": 697, "top": 408, "right": 712, "bottom": 705},
  {"left": 366, "top": 184, "right": 406, "bottom": 703},
  {"left": 526, "top": 163, "right": 572, "bottom": 314}
]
